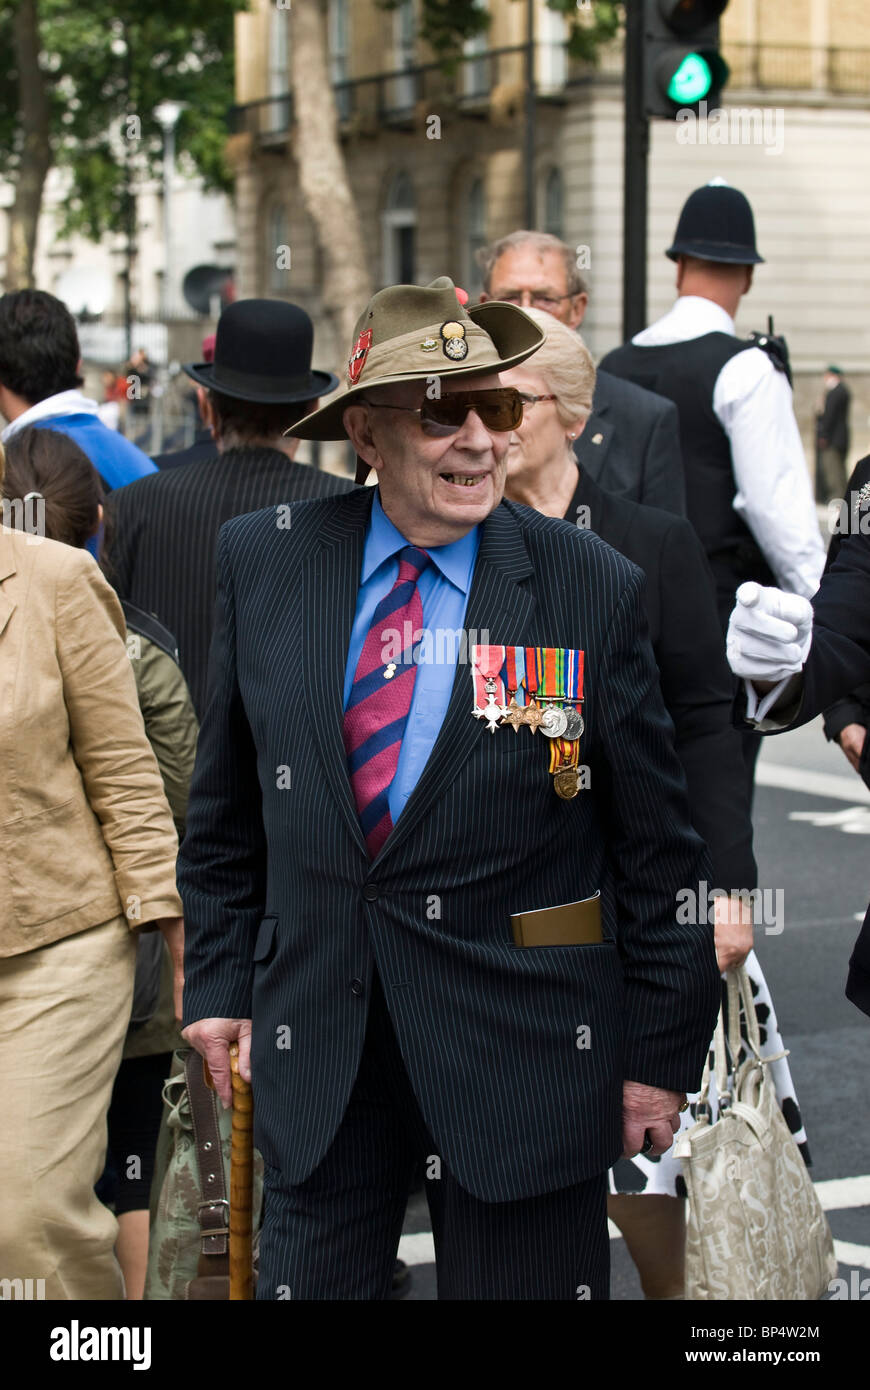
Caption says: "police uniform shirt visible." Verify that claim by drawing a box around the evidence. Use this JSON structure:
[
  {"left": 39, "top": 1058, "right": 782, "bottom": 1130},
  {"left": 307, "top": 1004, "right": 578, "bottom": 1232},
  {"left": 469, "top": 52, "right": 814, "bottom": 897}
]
[{"left": 632, "top": 295, "right": 825, "bottom": 600}]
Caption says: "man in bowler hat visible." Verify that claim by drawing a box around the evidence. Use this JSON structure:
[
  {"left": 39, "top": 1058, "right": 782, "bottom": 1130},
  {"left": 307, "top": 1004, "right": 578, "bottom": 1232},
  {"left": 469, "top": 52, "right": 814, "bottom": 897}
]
[
  {"left": 178, "top": 276, "right": 719, "bottom": 1299},
  {"left": 108, "top": 299, "right": 353, "bottom": 717}
]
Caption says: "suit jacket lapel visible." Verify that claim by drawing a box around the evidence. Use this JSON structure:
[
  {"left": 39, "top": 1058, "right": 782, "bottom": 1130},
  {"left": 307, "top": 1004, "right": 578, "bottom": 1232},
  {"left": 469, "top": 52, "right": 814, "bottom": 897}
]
[
  {"left": 573, "top": 395, "right": 614, "bottom": 482},
  {"left": 301, "top": 489, "right": 372, "bottom": 855},
  {"left": 375, "top": 502, "right": 536, "bottom": 865}
]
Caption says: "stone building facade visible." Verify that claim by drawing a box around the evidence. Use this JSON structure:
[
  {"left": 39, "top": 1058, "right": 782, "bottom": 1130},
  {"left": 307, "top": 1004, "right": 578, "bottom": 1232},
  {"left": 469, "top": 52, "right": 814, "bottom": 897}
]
[{"left": 232, "top": 0, "right": 870, "bottom": 465}]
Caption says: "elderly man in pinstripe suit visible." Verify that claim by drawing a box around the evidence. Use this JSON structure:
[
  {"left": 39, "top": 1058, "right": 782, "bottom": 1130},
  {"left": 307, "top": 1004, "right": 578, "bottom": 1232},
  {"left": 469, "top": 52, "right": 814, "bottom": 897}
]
[{"left": 179, "top": 278, "right": 719, "bottom": 1301}]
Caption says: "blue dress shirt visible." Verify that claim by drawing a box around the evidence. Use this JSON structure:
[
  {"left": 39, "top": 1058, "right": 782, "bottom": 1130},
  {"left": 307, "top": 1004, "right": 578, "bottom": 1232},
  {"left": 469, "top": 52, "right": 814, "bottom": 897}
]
[{"left": 343, "top": 490, "right": 480, "bottom": 826}]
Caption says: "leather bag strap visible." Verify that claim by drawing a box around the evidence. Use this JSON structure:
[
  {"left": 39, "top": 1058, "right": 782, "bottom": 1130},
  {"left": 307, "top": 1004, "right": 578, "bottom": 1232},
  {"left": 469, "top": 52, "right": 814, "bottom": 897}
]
[{"left": 184, "top": 1050, "right": 229, "bottom": 1257}]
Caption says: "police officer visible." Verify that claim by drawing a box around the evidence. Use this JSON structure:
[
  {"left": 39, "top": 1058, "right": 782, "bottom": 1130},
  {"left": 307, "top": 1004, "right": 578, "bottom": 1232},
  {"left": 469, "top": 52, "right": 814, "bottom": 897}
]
[
  {"left": 727, "top": 568, "right": 870, "bottom": 1016},
  {"left": 601, "top": 181, "right": 825, "bottom": 795}
]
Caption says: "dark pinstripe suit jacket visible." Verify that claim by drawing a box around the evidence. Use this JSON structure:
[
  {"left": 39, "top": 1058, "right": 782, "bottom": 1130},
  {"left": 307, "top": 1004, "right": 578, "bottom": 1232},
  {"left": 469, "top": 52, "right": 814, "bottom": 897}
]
[
  {"left": 179, "top": 487, "right": 719, "bottom": 1202},
  {"left": 106, "top": 446, "right": 354, "bottom": 717}
]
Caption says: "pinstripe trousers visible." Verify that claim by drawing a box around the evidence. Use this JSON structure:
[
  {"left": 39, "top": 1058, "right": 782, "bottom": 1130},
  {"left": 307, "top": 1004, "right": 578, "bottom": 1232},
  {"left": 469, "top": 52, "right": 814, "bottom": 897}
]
[{"left": 257, "top": 971, "right": 610, "bottom": 1301}]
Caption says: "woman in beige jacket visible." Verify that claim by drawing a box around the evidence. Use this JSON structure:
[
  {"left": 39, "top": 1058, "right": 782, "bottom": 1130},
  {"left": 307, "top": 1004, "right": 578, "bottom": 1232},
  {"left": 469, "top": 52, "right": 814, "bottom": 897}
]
[{"left": 0, "top": 444, "right": 183, "bottom": 1301}]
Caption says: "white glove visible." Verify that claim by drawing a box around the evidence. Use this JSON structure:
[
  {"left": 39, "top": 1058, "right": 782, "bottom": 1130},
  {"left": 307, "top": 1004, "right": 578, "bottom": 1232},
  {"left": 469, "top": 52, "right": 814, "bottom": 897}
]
[{"left": 726, "top": 582, "right": 814, "bottom": 684}]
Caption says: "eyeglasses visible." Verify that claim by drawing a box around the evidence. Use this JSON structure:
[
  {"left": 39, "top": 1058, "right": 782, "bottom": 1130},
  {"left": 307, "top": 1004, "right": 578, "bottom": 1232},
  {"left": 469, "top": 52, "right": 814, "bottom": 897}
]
[
  {"left": 360, "top": 387, "right": 524, "bottom": 436},
  {"left": 517, "top": 393, "right": 557, "bottom": 410},
  {"left": 498, "top": 292, "right": 578, "bottom": 312}
]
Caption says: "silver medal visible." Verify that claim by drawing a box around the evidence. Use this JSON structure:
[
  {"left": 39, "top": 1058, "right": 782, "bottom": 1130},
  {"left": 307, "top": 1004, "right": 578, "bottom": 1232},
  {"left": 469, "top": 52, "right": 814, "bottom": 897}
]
[
  {"left": 540, "top": 704, "right": 568, "bottom": 739},
  {"left": 561, "top": 706, "right": 585, "bottom": 740}
]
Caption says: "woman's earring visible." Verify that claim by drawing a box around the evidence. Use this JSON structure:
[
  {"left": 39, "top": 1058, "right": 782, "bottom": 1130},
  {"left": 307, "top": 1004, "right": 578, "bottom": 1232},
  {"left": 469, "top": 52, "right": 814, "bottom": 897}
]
[{"left": 568, "top": 432, "right": 577, "bottom": 440}]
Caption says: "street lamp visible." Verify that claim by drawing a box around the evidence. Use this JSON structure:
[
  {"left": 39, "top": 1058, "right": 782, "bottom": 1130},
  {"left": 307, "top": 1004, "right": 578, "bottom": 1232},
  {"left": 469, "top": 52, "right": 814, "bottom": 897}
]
[{"left": 153, "top": 101, "right": 186, "bottom": 319}]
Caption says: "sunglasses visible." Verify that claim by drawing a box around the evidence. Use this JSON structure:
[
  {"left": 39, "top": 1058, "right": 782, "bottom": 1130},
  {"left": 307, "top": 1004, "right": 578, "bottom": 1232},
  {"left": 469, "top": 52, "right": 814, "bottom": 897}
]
[{"left": 360, "top": 387, "right": 524, "bottom": 436}]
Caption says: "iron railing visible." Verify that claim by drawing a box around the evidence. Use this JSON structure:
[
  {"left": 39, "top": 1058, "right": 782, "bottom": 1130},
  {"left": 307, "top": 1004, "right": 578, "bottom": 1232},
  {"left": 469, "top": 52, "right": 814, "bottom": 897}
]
[
  {"left": 231, "top": 43, "right": 576, "bottom": 141},
  {"left": 231, "top": 41, "right": 870, "bottom": 145},
  {"left": 724, "top": 43, "right": 870, "bottom": 95}
]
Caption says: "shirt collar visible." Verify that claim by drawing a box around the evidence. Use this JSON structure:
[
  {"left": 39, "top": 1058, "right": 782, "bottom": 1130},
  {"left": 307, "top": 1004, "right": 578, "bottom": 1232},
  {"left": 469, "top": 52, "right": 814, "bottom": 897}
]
[
  {"left": 665, "top": 295, "right": 736, "bottom": 335},
  {"left": 1, "top": 389, "right": 100, "bottom": 442},
  {"left": 363, "top": 490, "right": 479, "bottom": 594}
]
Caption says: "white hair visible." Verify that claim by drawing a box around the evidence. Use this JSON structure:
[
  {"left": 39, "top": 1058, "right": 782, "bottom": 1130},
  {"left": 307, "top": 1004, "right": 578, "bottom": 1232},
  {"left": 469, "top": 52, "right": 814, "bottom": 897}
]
[{"left": 519, "top": 307, "right": 596, "bottom": 427}]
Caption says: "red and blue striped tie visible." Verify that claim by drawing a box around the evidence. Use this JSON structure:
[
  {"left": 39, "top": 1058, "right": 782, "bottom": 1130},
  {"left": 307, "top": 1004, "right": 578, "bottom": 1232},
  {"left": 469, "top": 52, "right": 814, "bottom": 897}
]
[{"left": 343, "top": 545, "right": 431, "bottom": 857}]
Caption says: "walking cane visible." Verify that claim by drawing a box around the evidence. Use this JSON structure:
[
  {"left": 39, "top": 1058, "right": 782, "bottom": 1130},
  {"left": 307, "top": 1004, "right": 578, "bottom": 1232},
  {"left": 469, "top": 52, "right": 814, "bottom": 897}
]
[
  {"left": 228, "top": 1041, "right": 254, "bottom": 1299},
  {"left": 203, "top": 1043, "right": 255, "bottom": 1299}
]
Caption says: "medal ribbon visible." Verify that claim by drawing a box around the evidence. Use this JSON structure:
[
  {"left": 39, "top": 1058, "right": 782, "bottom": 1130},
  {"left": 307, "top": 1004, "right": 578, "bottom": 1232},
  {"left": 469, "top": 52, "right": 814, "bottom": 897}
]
[
  {"left": 472, "top": 644, "right": 507, "bottom": 707},
  {"left": 565, "top": 649, "right": 585, "bottom": 703},
  {"left": 548, "top": 737, "right": 580, "bottom": 774},
  {"left": 539, "top": 646, "right": 560, "bottom": 700},
  {"left": 524, "top": 646, "right": 540, "bottom": 700},
  {"left": 503, "top": 646, "right": 527, "bottom": 706}
]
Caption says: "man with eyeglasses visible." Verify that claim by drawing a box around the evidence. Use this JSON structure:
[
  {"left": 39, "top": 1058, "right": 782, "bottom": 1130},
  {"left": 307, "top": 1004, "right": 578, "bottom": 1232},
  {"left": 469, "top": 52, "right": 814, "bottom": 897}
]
[
  {"left": 178, "top": 276, "right": 719, "bottom": 1301},
  {"left": 477, "top": 230, "right": 686, "bottom": 516}
]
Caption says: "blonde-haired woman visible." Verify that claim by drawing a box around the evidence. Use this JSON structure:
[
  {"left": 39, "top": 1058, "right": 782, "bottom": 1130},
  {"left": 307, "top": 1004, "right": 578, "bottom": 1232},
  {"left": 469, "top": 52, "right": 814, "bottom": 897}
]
[
  {"left": 0, "top": 439, "right": 183, "bottom": 1299},
  {"left": 502, "top": 309, "right": 809, "bottom": 1299}
]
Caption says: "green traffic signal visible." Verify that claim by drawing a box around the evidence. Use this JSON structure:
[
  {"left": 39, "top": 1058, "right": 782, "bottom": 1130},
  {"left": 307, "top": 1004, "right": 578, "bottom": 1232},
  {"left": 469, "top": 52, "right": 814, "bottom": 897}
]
[{"left": 667, "top": 53, "right": 714, "bottom": 104}]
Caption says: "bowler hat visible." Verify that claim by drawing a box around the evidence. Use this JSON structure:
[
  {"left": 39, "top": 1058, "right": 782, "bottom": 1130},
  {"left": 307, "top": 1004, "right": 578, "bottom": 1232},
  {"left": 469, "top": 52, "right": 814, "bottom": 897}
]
[
  {"left": 666, "top": 184, "right": 764, "bottom": 265},
  {"left": 288, "top": 276, "right": 544, "bottom": 457},
  {"left": 183, "top": 299, "right": 339, "bottom": 403}
]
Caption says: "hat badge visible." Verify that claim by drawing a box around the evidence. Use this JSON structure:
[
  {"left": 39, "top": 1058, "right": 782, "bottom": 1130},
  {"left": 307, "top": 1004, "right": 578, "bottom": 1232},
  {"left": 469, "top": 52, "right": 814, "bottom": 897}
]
[
  {"left": 440, "top": 320, "right": 468, "bottom": 361},
  {"left": 347, "top": 327, "right": 373, "bottom": 385}
]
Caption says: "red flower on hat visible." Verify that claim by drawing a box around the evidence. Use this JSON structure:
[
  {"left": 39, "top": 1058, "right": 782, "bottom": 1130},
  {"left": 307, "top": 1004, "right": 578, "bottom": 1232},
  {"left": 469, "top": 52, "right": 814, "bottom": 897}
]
[
  {"left": 455, "top": 287, "right": 469, "bottom": 306},
  {"left": 348, "top": 328, "right": 373, "bottom": 385}
]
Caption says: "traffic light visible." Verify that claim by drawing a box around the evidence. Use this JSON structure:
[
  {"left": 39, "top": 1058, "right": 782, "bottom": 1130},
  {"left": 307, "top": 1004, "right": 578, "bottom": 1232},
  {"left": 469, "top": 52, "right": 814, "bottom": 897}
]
[{"left": 643, "top": 0, "right": 730, "bottom": 119}]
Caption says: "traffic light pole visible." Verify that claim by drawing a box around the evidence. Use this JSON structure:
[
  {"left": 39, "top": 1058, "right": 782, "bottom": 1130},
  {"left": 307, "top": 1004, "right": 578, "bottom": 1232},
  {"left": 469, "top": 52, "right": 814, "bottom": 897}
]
[{"left": 623, "top": 0, "right": 649, "bottom": 341}]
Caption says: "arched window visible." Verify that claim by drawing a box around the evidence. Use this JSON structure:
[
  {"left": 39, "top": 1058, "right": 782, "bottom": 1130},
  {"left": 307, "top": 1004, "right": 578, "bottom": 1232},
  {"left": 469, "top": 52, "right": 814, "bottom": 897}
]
[
  {"left": 382, "top": 172, "right": 416, "bottom": 285},
  {"left": 266, "top": 202, "right": 290, "bottom": 293},
  {"left": 465, "top": 178, "right": 486, "bottom": 295},
  {"left": 544, "top": 168, "right": 564, "bottom": 240}
]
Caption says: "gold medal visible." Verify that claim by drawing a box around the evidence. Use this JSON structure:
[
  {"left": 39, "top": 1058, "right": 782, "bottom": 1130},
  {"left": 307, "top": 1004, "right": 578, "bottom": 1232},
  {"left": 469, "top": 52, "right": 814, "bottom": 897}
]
[
  {"left": 502, "top": 694, "right": 526, "bottom": 733},
  {"left": 550, "top": 734, "right": 581, "bottom": 800},
  {"left": 522, "top": 697, "right": 544, "bottom": 734},
  {"left": 553, "top": 767, "right": 580, "bottom": 800}
]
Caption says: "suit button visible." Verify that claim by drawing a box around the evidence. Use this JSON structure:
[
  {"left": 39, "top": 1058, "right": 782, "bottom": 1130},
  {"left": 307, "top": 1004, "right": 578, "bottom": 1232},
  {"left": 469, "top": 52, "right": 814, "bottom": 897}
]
[
  {"left": 362, "top": 883, "right": 379, "bottom": 902},
  {"left": 350, "top": 978, "right": 364, "bottom": 996}
]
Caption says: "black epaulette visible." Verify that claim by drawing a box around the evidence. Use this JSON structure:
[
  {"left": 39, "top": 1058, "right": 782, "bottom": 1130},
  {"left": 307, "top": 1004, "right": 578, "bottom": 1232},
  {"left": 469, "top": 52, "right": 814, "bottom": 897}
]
[
  {"left": 121, "top": 599, "right": 181, "bottom": 665},
  {"left": 745, "top": 329, "right": 792, "bottom": 387}
]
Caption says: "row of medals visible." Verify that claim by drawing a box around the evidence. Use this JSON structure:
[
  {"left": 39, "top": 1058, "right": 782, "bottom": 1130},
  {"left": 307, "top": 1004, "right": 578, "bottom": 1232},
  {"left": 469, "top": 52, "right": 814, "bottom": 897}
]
[{"left": 476, "top": 675, "right": 584, "bottom": 800}]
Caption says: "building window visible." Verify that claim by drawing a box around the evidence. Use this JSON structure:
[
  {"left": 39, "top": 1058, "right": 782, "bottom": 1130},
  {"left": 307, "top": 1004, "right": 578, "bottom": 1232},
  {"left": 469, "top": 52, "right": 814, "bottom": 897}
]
[
  {"left": 391, "top": 0, "right": 417, "bottom": 112},
  {"left": 462, "top": 2, "right": 489, "bottom": 99},
  {"left": 267, "top": 8, "right": 291, "bottom": 133},
  {"left": 329, "top": 0, "right": 351, "bottom": 120},
  {"left": 544, "top": 168, "right": 564, "bottom": 240},
  {"left": 266, "top": 202, "right": 290, "bottom": 293},
  {"left": 382, "top": 172, "right": 416, "bottom": 285},
  {"left": 538, "top": 5, "right": 567, "bottom": 92},
  {"left": 465, "top": 178, "right": 487, "bottom": 296}
]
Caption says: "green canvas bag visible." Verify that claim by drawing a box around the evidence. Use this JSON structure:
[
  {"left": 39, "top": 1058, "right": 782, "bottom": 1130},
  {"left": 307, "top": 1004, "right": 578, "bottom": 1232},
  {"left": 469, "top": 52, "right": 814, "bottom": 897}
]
[{"left": 144, "top": 1048, "right": 263, "bottom": 1300}]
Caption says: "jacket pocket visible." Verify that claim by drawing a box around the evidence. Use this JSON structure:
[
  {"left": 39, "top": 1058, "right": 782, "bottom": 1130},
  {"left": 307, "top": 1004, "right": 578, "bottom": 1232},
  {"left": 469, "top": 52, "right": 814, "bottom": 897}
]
[
  {"left": 5, "top": 797, "right": 117, "bottom": 929},
  {"left": 252, "top": 915, "right": 278, "bottom": 964}
]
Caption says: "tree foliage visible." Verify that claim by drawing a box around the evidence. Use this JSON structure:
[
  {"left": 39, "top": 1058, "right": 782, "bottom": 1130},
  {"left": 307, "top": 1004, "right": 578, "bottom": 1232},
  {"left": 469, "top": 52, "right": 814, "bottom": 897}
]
[{"left": 0, "top": 0, "right": 244, "bottom": 243}]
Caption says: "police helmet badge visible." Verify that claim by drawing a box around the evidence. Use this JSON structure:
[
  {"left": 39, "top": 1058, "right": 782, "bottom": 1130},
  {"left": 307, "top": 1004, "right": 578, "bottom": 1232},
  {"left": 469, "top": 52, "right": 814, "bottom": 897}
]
[
  {"left": 347, "top": 328, "right": 373, "bottom": 385},
  {"left": 440, "top": 320, "right": 468, "bottom": 361}
]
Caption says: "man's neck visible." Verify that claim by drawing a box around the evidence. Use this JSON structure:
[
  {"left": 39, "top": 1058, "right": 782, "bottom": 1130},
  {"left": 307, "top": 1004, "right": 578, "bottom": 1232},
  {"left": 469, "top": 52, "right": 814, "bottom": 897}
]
[
  {"left": 0, "top": 387, "right": 36, "bottom": 424},
  {"left": 217, "top": 435, "right": 300, "bottom": 459},
  {"left": 677, "top": 287, "right": 741, "bottom": 321}
]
